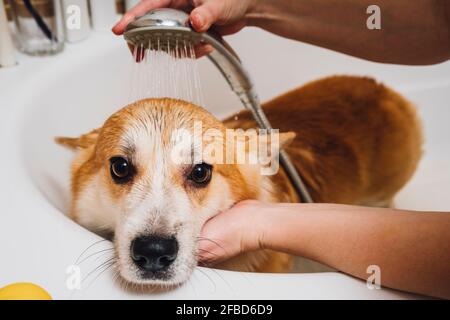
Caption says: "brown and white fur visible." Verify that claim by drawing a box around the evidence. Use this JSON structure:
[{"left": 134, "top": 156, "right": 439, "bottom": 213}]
[{"left": 56, "top": 76, "right": 422, "bottom": 287}]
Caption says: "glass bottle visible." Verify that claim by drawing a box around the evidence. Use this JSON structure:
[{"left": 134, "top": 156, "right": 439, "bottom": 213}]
[{"left": 9, "top": 0, "right": 64, "bottom": 56}]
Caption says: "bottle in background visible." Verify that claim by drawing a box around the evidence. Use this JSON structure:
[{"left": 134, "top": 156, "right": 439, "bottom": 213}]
[{"left": 8, "top": 0, "right": 64, "bottom": 56}]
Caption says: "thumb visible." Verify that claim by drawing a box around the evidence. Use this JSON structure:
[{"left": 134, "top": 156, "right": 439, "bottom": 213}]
[
  {"left": 190, "top": 1, "right": 225, "bottom": 32},
  {"left": 197, "top": 200, "right": 264, "bottom": 265},
  {"left": 197, "top": 236, "right": 231, "bottom": 266}
]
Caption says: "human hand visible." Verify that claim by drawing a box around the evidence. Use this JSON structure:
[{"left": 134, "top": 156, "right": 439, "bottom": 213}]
[
  {"left": 197, "top": 200, "right": 270, "bottom": 266},
  {"left": 112, "top": 0, "right": 259, "bottom": 36}
]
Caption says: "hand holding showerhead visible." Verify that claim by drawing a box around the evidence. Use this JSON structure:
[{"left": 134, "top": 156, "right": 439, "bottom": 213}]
[{"left": 112, "top": 0, "right": 255, "bottom": 36}]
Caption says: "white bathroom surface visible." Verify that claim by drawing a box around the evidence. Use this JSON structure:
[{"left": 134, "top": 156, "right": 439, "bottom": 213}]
[{"left": 0, "top": 30, "right": 449, "bottom": 299}]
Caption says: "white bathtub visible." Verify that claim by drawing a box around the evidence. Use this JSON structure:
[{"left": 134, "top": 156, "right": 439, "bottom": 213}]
[{"left": 1, "top": 29, "right": 449, "bottom": 299}]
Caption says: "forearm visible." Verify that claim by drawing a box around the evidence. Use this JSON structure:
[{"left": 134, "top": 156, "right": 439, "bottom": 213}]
[
  {"left": 248, "top": 0, "right": 450, "bottom": 65},
  {"left": 257, "top": 203, "right": 450, "bottom": 298}
]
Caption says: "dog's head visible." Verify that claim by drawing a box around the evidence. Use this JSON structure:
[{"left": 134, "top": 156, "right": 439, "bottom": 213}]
[{"left": 56, "top": 98, "right": 294, "bottom": 287}]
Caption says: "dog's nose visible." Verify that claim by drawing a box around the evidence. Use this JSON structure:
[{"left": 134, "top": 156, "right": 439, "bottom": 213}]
[{"left": 131, "top": 236, "right": 178, "bottom": 273}]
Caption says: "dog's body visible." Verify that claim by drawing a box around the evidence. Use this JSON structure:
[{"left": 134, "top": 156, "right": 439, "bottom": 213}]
[{"left": 57, "top": 76, "right": 422, "bottom": 286}]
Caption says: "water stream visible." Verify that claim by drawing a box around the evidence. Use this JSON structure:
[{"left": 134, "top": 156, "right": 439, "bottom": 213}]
[{"left": 128, "top": 38, "right": 204, "bottom": 107}]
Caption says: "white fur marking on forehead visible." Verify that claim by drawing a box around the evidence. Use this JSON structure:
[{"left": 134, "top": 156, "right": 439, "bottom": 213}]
[
  {"left": 170, "top": 126, "right": 197, "bottom": 165},
  {"left": 119, "top": 115, "right": 180, "bottom": 229},
  {"left": 170, "top": 121, "right": 227, "bottom": 166},
  {"left": 150, "top": 142, "right": 165, "bottom": 210},
  {"left": 122, "top": 121, "right": 155, "bottom": 162}
]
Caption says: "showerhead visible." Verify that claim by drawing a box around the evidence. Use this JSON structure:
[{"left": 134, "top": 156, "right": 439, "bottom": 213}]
[
  {"left": 124, "top": 8, "right": 239, "bottom": 58},
  {"left": 124, "top": 9, "right": 202, "bottom": 51},
  {"left": 122, "top": 8, "right": 313, "bottom": 203}
]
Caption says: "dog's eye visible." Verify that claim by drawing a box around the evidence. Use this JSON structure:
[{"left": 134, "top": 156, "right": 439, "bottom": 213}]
[
  {"left": 189, "top": 163, "right": 212, "bottom": 185},
  {"left": 110, "top": 157, "right": 133, "bottom": 183}
]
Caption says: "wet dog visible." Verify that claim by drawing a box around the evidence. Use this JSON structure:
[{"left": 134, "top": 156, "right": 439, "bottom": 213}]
[{"left": 56, "top": 76, "right": 422, "bottom": 287}]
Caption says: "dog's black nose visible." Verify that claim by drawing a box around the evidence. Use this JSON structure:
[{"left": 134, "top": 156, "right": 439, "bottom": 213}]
[{"left": 131, "top": 236, "right": 178, "bottom": 273}]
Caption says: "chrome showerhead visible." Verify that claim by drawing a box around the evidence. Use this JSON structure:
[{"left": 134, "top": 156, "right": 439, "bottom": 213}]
[
  {"left": 122, "top": 8, "right": 313, "bottom": 203},
  {"left": 124, "top": 9, "right": 201, "bottom": 51},
  {"left": 124, "top": 8, "right": 239, "bottom": 58}
]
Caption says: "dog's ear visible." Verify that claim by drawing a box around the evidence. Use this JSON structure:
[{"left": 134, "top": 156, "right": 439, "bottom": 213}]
[
  {"left": 255, "top": 131, "right": 296, "bottom": 176},
  {"left": 234, "top": 131, "right": 297, "bottom": 178},
  {"left": 228, "top": 130, "right": 296, "bottom": 156},
  {"left": 55, "top": 128, "right": 100, "bottom": 150},
  {"left": 277, "top": 132, "right": 296, "bottom": 150},
  {"left": 258, "top": 131, "right": 296, "bottom": 153}
]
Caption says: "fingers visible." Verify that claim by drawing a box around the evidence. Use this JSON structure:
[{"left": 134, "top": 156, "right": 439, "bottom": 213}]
[
  {"left": 112, "top": 0, "right": 173, "bottom": 35},
  {"left": 190, "top": 1, "right": 224, "bottom": 32},
  {"left": 196, "top": 200, "right": 263, "bottom": 266},
  {"left": 194, "top": 43, "right": 214, "bottom": 58},
  {"left": 197, "top": 237, "right": 230, "bottom": 266},
  {"left": 196, "top": 214, "right": 241, "bottom": 265},
  {"left": 113, "top": 0, "right": 247, "bottom": 37}
]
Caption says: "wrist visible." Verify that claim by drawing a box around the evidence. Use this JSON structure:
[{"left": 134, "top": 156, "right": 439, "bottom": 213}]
[
  {"left": 255, "top": 202, "right": 314, "bottom": 255},
  {"left": 245, "top": 0, "right": 307, "bottom": 42},
  {"left": 239, "top": 200, "right": 291, "bottom": 252},
  {"left": 246, "top": 0, "right": 280, "bottom": 27},
  {"left": 233, "top": 200, "right": 271, "bottom": 252}
]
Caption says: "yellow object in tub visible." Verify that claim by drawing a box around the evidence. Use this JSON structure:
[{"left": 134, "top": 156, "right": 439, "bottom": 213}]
[{"left": 0, "top": 283, "right": 52, "bottom": 300}]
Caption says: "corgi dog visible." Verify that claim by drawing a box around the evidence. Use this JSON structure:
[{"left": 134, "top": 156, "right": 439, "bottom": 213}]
[{"left": 56, "top": 76, "right": 422, "bottom": 287}]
